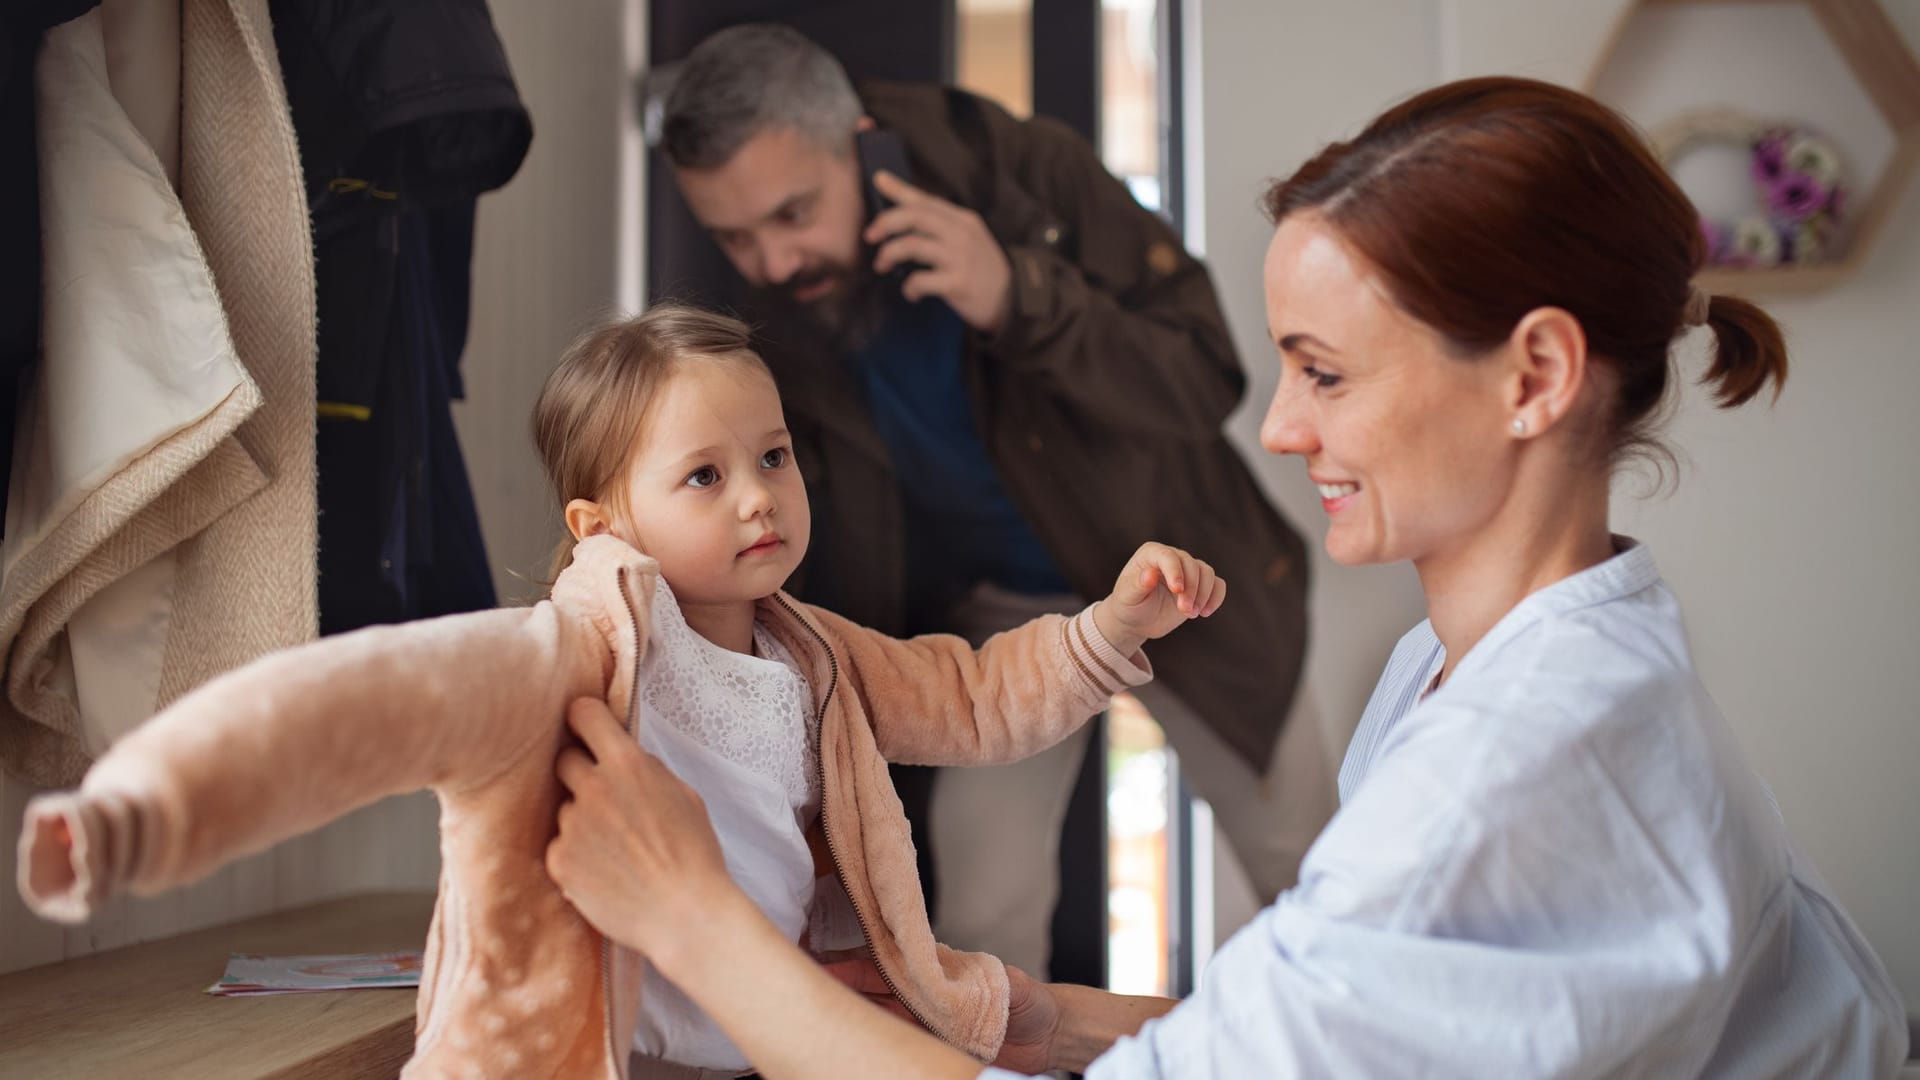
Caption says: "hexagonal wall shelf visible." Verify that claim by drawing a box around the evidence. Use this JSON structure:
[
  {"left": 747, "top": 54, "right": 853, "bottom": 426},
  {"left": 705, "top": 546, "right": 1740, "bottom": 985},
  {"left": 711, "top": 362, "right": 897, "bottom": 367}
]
[{"left": 1586, "top": 0, "right": 1920, "bottom": 294}]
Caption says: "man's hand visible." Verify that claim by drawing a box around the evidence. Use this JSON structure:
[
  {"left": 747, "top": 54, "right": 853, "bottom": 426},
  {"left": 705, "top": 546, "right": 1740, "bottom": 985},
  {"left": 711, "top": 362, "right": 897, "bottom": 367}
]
[
  {"left": 1093, "top": 541, "right": 1226, "bottom": 657},
  {"left": 865, "top": 170, "right": 1014, "bottom": 334}
]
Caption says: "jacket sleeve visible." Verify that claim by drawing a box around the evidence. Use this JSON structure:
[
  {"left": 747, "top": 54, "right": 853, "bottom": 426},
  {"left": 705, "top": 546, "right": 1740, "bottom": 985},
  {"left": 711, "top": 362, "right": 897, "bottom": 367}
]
[
  {"left": 16, "top": 602, "right": 607, "bottom": 924},
  {"left": 804, "top": 602, "right": 1150, "bottom": 767},
  {"left": 986, "top": 110, "right": 1247, "bottom": 440}
]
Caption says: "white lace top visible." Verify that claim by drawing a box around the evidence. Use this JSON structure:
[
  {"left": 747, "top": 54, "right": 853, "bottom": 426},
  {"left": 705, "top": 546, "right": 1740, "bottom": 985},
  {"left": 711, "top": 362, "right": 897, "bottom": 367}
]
[
  {"left": 632, "top": 578, "right": 823, "bottom": 1069},
  {"left": 639, "top": 577, "right": 818, "bottom": 822}
]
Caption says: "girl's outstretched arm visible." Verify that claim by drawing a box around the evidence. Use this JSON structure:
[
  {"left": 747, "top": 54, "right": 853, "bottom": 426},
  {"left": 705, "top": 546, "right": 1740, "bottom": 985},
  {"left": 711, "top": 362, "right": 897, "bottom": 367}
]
[{"left": 19, "top": 602, "right": 606, "bottom": 923}]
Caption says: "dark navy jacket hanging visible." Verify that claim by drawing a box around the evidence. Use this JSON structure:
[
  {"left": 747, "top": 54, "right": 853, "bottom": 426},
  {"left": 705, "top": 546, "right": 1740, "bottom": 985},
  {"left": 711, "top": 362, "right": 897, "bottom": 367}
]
[{"left": 271, "top": 0, "right": 532, "bottom": 633}]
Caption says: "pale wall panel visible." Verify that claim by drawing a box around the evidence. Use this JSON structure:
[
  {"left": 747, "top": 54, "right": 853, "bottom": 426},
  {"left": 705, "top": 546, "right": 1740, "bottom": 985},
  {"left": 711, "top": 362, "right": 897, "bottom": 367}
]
[{"left": 456, "top": 0, "right": 635, "bottom": 601}]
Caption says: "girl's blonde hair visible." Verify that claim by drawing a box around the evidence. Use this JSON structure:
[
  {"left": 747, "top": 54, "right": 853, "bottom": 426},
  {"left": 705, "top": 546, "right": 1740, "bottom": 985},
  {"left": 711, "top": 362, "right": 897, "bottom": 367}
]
[{"left": 531, "top": 303, "right": 769, "bottom": 583}]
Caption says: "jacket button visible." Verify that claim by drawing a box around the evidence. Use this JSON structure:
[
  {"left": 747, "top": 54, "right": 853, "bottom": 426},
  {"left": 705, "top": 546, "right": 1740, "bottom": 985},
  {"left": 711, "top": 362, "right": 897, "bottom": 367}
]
[
  {"left": 1027, "top": 433, "right": 1045, "bottom": 452},
  {"left": 1041, "top": 224, "right": 1061, "bottom": 246}
]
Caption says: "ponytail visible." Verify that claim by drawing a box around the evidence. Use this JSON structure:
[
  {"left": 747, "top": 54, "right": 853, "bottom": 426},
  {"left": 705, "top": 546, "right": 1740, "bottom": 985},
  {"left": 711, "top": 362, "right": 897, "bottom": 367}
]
[{"left": 1698, "top": 293, "right": 1789, "bottom": 408}]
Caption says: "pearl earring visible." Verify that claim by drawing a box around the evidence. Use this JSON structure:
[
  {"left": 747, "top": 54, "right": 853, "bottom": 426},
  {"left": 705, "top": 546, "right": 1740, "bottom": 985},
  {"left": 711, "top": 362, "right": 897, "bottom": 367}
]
[{"left": 1510, "top": 417, "right": 1527, "bottom": 436}]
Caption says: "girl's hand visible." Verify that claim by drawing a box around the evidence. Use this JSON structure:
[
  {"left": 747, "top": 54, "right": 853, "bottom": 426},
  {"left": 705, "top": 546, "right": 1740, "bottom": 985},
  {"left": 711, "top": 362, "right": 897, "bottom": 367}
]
[
  {"left": 822, "top": 954, "right": 1063, "bottom": 1074},
  {"left": 545, "top": 697, "right": 744, "bottom": 975},
  {"left": 994, "top": 963, "right": 1064, "bottom": 1074},
  {"left": 1093, "top": 542, "right": 1226, "bottom": 654}
]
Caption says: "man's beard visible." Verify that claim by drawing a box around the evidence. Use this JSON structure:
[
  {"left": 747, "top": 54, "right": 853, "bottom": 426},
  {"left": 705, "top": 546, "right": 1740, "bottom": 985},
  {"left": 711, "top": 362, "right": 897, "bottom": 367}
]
[{"left": 748, "top": 252, "right": 894, "bottom": 355}]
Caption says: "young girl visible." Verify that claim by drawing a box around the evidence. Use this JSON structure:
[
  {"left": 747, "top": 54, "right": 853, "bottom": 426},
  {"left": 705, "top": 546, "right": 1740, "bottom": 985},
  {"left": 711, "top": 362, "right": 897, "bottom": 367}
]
[{"left": 19, "top": 304, "right": 1225, "bottom": 1079}]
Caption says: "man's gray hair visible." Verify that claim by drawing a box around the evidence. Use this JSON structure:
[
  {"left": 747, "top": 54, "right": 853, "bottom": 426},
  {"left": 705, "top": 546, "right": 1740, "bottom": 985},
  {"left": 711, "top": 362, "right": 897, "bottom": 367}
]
[{"left": 661, "top": 24, "right": 863, "bottom": 169}]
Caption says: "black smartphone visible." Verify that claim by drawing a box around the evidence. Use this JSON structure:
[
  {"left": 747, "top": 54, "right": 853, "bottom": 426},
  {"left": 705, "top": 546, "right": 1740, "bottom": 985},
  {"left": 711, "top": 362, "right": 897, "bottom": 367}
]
[
  {"left": 857, "top": 128, "right": 914, "bottom": 220},
  {"left": 856, "top": 128, "right": 927, "bottom": 282}
]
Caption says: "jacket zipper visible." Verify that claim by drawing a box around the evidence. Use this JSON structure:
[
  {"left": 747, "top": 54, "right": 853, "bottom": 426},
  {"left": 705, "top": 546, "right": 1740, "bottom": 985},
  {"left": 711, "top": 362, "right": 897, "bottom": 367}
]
[
  {"left": 602, "top": 565, "right": 648, "bottom": 1075},
  {"left": 773, "top": 594, "right": 957, "bottom": 1049}
]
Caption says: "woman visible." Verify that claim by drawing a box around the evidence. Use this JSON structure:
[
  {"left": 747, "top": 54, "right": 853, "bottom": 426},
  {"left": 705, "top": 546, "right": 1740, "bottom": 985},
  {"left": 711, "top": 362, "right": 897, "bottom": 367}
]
[{"left": 544, "top": 77, "right": 1909, "bottom": 1077}]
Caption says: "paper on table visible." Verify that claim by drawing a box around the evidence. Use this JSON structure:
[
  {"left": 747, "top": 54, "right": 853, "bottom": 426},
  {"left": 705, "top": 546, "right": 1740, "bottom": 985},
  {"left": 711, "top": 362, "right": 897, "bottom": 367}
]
[{"left": 206, "top": 951, "right": 423, "bottom": 996}]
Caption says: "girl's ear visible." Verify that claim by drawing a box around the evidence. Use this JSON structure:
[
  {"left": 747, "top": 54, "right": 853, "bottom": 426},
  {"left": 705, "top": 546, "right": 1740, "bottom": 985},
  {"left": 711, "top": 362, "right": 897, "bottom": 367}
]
[{"left": 565, "top": 499, "right": 613, "bottom": 542}]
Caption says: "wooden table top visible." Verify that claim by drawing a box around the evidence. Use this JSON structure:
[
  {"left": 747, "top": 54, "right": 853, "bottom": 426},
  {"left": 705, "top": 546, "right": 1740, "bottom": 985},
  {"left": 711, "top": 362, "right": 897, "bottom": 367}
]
[{"left": 0, "top": 892, "right": 435, "bottom": 1080}]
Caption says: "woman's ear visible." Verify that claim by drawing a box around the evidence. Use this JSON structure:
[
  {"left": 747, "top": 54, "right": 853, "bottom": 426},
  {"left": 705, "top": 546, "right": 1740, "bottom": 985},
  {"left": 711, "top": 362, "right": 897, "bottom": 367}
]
[
  {"left": 1504, "top": 306, "right": 1588, "bottom": 440},
  {"left": 565, "top": 498, "right": 613, "bottom": 543}
]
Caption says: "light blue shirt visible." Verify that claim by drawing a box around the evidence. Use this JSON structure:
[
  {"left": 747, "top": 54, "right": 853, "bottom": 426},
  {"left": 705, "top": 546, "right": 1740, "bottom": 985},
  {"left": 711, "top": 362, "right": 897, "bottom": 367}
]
[{"left": 983, "top": 541, "right": 1908, "bottom": 1078}]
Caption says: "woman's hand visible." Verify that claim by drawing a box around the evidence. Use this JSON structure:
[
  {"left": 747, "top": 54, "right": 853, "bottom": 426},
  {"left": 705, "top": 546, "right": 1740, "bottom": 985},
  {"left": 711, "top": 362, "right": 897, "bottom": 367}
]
[
  {"left": 549, "top": 699, "right": 985, "bottom": 1079},
  {"left": 544, "top": 697, "right": 743, "bottom": 973},
  {"left": 1093, "top": 541, "right": 1227, "bottom": 656}
]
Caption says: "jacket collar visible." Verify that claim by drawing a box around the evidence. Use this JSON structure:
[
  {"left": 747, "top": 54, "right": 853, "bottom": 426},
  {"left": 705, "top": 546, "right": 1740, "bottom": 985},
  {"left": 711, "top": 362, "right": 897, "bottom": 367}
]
[
  {"left": 550, "top": 535, "right": 657, "bottom": 725},
  {"left": 553, "top": 535, "right": 838, "bottom": 723}
]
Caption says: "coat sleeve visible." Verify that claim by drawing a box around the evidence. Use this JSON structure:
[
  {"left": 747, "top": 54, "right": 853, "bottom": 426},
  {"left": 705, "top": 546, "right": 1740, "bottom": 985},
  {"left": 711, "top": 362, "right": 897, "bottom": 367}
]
[
  {"left": 16, "top": 602, "right": 608, "bottom": 924},
  {"left": 986, "top": 109, "right": 1248, "bottom": 441},
  {"left": 804, "top": 602, "right": 1150, "bottom": 767}
]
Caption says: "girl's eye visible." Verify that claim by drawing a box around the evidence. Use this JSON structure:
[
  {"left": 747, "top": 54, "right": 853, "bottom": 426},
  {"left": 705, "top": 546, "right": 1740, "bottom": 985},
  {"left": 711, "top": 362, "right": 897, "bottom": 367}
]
[
  {"left": 1301, "top": 364, "right": 1342, "bottom": 389},
  {"left": 685, "top": 466, "right": 720, "bottom": 489},
  {"left": 761, "top": 447, "right": 789, "bottom": 469}
]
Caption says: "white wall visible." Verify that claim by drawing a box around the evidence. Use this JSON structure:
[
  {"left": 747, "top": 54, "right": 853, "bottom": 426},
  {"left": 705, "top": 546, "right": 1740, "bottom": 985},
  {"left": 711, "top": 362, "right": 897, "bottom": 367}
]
[
  {"left": 1188, "top": 0, "right": 1441, "bottom": 944},
  {"left": 1591, "top": 0, "right": 1920, "bottom": 1013},
  {"left": 1190, "top": 0, "right": 1920, "bottom": 1014}
]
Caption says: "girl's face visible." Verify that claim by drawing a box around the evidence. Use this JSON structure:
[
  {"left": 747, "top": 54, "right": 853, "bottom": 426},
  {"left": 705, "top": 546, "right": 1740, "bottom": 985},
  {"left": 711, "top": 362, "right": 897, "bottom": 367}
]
[
  {"left": 577, "top": 362, "right": 811, "bottom": 606},
  {"left": 1257, "top": 214, "right": 1517, "bottom": 570}
]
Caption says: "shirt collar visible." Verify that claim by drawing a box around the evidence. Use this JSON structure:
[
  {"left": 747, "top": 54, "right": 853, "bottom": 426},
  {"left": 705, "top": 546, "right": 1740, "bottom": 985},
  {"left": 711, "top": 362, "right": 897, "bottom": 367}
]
[{"left": 1448, "top": 536, "right": 1662, "bottom": 682}]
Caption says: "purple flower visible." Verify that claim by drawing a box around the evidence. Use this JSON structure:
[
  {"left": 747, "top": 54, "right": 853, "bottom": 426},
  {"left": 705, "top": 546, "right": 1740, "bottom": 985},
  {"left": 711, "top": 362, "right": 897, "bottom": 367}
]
[
  {"left": 1767, "top": 175, "right": 1830, "bottom": 221},
  {"left": 1751, "top": 132, "right": 1790, "bottom": 185}
]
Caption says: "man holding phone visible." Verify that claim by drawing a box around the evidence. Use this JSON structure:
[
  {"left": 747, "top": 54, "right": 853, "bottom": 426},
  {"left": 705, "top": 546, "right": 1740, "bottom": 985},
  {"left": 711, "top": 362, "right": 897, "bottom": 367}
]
[{"left": 657, "top": 24, "right": 1332, "bottom": 984}]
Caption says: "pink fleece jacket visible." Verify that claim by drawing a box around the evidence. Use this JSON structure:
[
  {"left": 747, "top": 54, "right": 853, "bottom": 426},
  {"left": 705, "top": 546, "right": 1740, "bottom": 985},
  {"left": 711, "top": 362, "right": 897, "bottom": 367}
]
[{"left": 16, "top": 535, "right": 1150, "bottom": 1077}]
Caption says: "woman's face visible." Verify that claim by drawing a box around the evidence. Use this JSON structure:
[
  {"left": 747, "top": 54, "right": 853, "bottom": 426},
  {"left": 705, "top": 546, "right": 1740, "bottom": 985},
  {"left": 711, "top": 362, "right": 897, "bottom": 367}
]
[{"left": 1258, "top": 214, "right": 1518, "bottom": 569}]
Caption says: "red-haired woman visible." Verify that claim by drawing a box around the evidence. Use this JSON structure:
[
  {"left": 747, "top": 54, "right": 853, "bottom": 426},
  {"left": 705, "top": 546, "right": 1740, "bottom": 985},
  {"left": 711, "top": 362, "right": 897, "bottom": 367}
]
[{"left": 544, "top": 77, "right": 1909, "bottom": 1078}]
